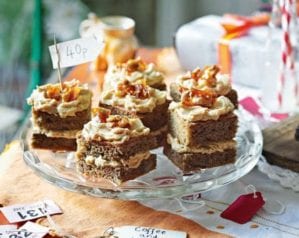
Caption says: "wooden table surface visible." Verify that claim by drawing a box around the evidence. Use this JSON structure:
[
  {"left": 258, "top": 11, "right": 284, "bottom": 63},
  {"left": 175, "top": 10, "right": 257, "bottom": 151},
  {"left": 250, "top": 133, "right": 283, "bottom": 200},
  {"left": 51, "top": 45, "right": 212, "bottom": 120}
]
[{"left": 0, "top": 49, "right": 229, "bottom": 237}]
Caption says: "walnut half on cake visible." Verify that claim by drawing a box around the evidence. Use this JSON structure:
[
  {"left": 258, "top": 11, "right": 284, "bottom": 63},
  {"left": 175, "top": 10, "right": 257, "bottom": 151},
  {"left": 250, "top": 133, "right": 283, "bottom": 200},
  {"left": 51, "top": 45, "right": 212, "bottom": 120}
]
[
  {"left": 164, "top": 87, "right": 238, "bottom": 173},
  {"left": 27, "top": 79, "right": 92, "bottom": 151},
  {"left": 76, "top": 108, "right": 157, "bottom": 184}
]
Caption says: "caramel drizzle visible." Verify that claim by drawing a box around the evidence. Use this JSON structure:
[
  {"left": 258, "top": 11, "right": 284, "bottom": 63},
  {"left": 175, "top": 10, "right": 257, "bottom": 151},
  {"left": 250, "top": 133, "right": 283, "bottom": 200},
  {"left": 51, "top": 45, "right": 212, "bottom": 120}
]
[
  {"left": 92, "top": 108, "right": 131, "bottom": 129},
  {"left": 92, "top": 107, "right": 111, "bottom": 123},
  {"left": 117, "top": 57, "right": 147, "bottom": 75},
  {"left": 44, "top": 83, "right": 81, "bottom": 102},
  {"left": 116, "top": 80, "right": 150, "bottom": 99},
  {"left": 183, "top": 65, "right": 220, "bottom": 88},
  {"left": 180, "top": 87, "right": 217, "bottom": 108}
]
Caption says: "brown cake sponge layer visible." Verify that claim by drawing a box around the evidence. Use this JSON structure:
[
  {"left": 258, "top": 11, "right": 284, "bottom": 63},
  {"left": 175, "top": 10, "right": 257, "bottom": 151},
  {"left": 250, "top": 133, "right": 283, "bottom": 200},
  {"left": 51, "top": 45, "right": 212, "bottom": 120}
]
[
  {"left": 76, "top": 154, "right": 156, "bottom": 184},
  {"left": 169, "top": 111, "right": 237, "bottom": 146},
  {"left": 164, "top": 142, "right": 236, "bottom": 173},
  {"left": 226, "top": 89, "right": 239, "bottom": 108},
  {"left": 76, "top": 133, "right": 157, "bottom": 162},
  {"left": 170, "top": 83, "right": 238, "bottom": 108},
  {"left": 150, "top": 125, "right": 168, "bottom": 147},
  {"left": 31, "top": 133, "right": 77, "bottom": 151},
  {"left": 99, "top": 101, "right": 169, "bottom": 131},
  {"left": 32, "top": 108, "right": 91, "bottom": 131}
]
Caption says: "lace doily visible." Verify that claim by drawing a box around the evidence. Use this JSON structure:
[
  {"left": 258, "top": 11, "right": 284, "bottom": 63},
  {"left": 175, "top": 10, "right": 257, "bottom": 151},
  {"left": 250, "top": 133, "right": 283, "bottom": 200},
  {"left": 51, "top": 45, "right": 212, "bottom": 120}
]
[{"left": 258, "top": 156, "right": 299, "bottom": 192}]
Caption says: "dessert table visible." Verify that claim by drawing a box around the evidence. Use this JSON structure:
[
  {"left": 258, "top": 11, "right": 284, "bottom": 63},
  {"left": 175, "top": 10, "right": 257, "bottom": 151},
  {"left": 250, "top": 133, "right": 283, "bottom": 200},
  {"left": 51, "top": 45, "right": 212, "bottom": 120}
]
[{"left": 1, "top": 49, "right": 299, "bottom": 237}]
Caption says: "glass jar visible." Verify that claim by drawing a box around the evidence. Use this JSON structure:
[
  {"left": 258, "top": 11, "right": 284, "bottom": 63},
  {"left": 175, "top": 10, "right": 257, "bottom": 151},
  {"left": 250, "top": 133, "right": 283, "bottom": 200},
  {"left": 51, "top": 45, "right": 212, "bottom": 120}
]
[{"left": 80, "top": 14, "right": 138, "bottom": 70}]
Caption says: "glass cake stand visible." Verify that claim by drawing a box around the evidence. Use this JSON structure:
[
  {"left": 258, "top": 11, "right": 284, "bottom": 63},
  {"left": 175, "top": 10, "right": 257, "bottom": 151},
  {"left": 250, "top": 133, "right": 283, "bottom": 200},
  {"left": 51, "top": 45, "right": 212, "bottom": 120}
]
[{"left": 22, "top": 109, "right": 262, "bottom": 200}]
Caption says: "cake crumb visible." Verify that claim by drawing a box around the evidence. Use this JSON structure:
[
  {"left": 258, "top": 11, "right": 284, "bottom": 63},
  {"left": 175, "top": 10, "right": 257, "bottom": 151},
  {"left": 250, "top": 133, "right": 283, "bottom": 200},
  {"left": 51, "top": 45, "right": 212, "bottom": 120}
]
[
  {"left": 206, "top": 210, "right": 215, "bottom": 215},
  {"left": 250, "top": 224, "right": 259, "bottom": 229},
  {"left": 216, "top": 225, "right": 225, "bottom": 229}
]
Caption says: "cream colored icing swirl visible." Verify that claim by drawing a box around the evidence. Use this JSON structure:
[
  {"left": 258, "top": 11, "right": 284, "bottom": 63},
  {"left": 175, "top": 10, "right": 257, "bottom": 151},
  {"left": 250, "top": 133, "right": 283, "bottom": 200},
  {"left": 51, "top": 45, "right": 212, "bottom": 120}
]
[
  {"left": 84, "top": 151, "right": 151, "bottom": 168},
  {"left": 82, "top": 115, "right": 150, "bottom": 142},
  {"left": 32, "top": 126, "right": 79, "bottom": 139},
  {"left": 27, "top": 79, "right": 92, "bottom": 118},
  {"left": 100, "top": 87, "right": 166, "bottom": 113},
  {"left": 169, "top": 96, "right": 234, "bottom": 121},
  {"left": 104, "top": 62, "right": 165, "bottom": 90},
  {"left": 178, "top": 71, "right": 231, "bottom": 96}
]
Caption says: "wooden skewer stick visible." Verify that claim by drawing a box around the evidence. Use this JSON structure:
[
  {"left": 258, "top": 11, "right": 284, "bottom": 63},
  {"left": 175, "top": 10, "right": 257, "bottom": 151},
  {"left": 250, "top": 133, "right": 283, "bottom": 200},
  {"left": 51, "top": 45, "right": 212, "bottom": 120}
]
[{"left": 54, "top": 35, "right": 63, "bottom": 91}]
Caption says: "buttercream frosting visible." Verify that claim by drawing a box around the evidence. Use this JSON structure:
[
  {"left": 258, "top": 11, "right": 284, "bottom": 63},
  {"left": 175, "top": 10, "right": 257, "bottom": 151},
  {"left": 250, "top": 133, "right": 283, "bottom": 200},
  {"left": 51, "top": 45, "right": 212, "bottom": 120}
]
[
  {"left": 167, "top": 134, "right": 236, "bottom": 153},
  {"left": 27, "top": 79, "right": 92, "bottom": 118},
  {"left": 84, "top": 151, "right": 151, "bottom": 168},
  {"left": 169, "top": 96, "right": 234, "bottom": 122},
  {"left": 178, "top": 66, "right": 232, "bottom": 96},
  {"left": 100, "top": 84, "right": 166, "bottom": 113},
  {"left": 104, "top": 58, "right": 165, "bottom": 90},
  {"left": 32, "top": 126, "right": 79, "bottom": 139},
  {"left": 82, "top": 114, "right": 149, "bottom": 142}
]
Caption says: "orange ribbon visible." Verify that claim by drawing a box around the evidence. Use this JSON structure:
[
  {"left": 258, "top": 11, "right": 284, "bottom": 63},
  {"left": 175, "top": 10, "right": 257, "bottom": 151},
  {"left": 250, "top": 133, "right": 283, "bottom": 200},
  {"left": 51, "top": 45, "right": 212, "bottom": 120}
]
[{"left": 218, "top": 13, "right": 270, "bottom": 75}]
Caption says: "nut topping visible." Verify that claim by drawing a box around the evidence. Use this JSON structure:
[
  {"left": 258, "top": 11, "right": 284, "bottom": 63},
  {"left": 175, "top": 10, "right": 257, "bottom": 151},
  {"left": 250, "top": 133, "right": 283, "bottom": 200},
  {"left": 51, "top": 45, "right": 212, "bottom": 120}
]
[
  {"left": 63, "top": 86, "right": 81, "bottom": 102},
  {"left": 181, "top": 88, "right": 217, "bottom": 108},
  {"left": 107, "top": 115, "right": 131, "bottom": 128},
  {"left": 190, "top": 68, "right": 202, "bottom": 81},
  {"left": 125, "top": 58, "right": 146, "bottom": 74},
  {"left": 116, "top": 80, "right": 150, "bottom": 99},
  {"left": 182, "top": 65, "right": 220, "bottom": 88},
  {"left": 201, "top": 65, "right": 219, "bottom": 87},
  {"left": 45, "top": 85, "right": 61, "bottom": 101},
  {"left": 92, "top": 107, "right": 111, "bottom": 123},
  {"left": 44, "top": 82, "right": 82, "bottom": 102}
]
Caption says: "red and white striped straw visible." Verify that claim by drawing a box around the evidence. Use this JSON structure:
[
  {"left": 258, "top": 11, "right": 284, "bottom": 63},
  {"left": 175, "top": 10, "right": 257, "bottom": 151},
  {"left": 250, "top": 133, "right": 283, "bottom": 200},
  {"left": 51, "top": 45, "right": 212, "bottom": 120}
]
[{"left": 278, "top": 0, "right": 297, "bottom": 108}]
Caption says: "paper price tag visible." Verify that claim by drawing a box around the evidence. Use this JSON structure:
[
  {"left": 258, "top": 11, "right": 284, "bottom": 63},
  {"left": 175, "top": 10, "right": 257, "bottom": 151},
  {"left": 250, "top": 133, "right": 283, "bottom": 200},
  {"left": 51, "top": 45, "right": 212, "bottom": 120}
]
[
  {"left": 221, "top": 191, "right": 265, "bottom": 224},
  {"left": 114, "top": 226, "right": 187, "bottom": 238},
  {"left": 0, "top": 200, "right": 62, "bottom": 223},
  {"left": 17, "top": 222, "right": 49, "bottom": 238},
  {"left": 0, "top": 225, "right": 18, "bottom": 238},
  {"left": 0, "top": 222, "right": 49, "bottom": 238},
  {"left": 49, "top": 36, "right": 104, "bottom": 69},
  {"left": 2, "top": 229, "right": 36, "bottom": 238}
]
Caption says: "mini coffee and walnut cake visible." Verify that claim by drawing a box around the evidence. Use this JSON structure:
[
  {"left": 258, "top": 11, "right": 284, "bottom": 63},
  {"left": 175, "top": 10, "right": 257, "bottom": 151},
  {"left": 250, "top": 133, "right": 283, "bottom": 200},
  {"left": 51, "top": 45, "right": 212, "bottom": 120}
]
[
  {"left": 27, "top": 79, "right": 92, "bottom": 151},
  {"left": 76, "top": 108, "right": 157, "bottom": 184},
  {"left": 164, "top": 85, "right": 238, "bottom": 173},
  {"left": 99, "top": 79, "right": 169, "bottom": 146},
  {"left": 103, "top": 57, "right": 166, "bottom": 91},
  {"left": 170, "top": 65, "right": 238, "bottom": 108}
]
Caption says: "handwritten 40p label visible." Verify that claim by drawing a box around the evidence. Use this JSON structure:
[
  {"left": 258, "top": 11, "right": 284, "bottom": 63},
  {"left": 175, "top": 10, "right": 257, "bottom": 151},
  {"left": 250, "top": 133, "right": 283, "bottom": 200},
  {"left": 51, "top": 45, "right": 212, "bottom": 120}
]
[
  {"left": 0, "top": 200, "right": 62, "bottom": 223},
  {"left": 48, "top": 36, "right": 105, "bottom": 69},
  {"left": 114, "top": 226, "right": 187, "bottom": 238}
]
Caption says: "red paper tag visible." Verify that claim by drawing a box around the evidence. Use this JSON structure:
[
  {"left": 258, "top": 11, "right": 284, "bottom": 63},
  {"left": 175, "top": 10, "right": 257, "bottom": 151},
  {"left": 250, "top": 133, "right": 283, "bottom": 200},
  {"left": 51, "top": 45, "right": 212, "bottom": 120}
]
[{"left": 220, "top": 192, "right": 265, "bottom": 224}]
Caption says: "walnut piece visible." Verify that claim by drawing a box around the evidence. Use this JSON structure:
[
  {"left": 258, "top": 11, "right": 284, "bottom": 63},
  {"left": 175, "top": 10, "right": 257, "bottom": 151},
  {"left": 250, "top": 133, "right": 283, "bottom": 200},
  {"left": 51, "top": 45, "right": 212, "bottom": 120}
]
[
  {"left": 116, "top": 80, "right": 150, "bottom": 99},
  {"left": 45, "top": 85, "right": 61, "bottom": 101},
  {"left": 125, "top": 58, "right": 146, "bottom": 74},
  {"left": 107, "top": 115, "right": 131, "bottom": 128},
  {"left": 181, "top": 88, "right": 217, "bottom": 108},
  {"left": 92, "top": 107, "right": 111, "bottom": 122}
]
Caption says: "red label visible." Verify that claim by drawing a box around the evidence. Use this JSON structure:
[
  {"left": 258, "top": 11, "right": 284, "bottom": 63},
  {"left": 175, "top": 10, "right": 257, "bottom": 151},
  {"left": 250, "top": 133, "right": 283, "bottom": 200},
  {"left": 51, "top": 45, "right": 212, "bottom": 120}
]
[{"left": 220, "top": 192, "right": 265, "bottom": 224}]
